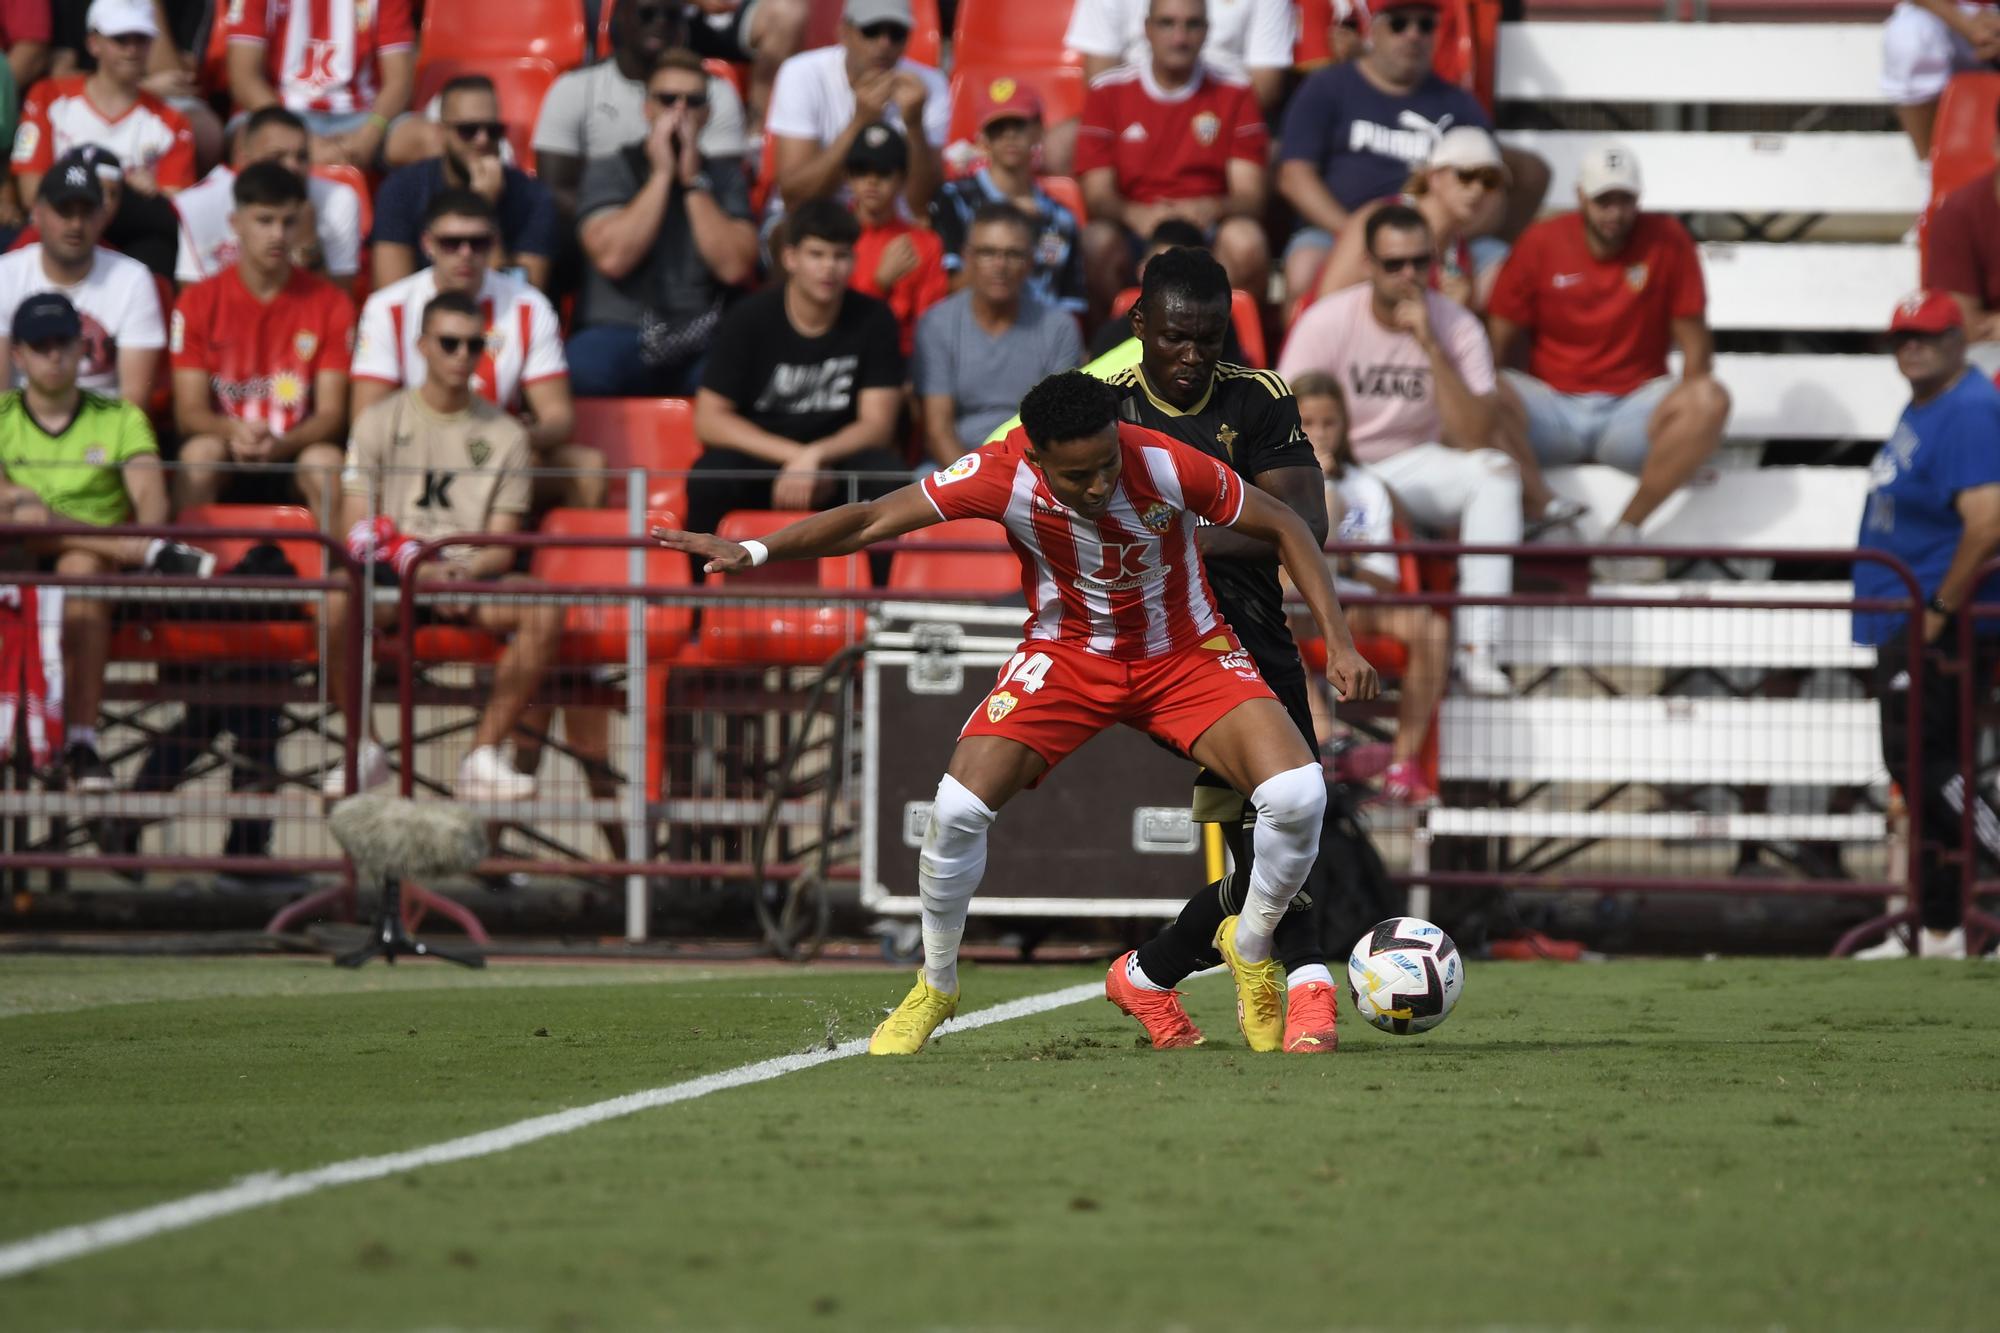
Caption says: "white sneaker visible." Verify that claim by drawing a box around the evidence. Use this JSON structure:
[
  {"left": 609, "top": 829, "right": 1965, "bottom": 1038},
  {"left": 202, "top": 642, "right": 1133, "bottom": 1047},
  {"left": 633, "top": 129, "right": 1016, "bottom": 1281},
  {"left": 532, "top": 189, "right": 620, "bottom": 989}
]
[
  {"left": 321, "top": 740, "right": 390, "bottom": 798},
  {"left": 1455, "top": 645, "right": 1512, "bottom": 697},
  {"left": 1850, "top": 930, "right": 1913, "bottom": 961},
  {"left": 456, "top": 745, "right": 535, "bottom": 801},
  {"left": 1594, "top": 521, "right": 1667, "bottom": 583},
  {"left": 1921, "top": 926, "right": 1968, "bottom": 959}
]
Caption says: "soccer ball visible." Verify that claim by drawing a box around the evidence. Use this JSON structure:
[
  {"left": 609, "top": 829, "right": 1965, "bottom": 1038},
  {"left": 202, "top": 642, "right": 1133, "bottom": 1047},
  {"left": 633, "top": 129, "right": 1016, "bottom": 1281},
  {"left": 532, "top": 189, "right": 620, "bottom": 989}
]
[{"left": 1346, "top": 916, "right": 1464, "bottom": 1035}]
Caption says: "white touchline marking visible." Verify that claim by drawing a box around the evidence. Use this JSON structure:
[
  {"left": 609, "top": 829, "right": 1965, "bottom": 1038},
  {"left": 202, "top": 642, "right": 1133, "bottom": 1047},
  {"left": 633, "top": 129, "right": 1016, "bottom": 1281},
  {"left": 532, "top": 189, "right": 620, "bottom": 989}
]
[{"left": 0, "top": 979, "right": 1107, "bottom": 1281}]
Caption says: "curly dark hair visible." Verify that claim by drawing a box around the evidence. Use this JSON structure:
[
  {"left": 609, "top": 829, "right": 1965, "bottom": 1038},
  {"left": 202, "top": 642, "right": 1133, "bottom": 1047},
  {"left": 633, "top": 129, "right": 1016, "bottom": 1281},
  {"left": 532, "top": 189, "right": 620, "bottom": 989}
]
[
  {"left": 1139, "top": 244, "right": 1230, "bottom": 315},
  {"left": 1018, "top": 371, "right": 1119, "bottom": 451}
]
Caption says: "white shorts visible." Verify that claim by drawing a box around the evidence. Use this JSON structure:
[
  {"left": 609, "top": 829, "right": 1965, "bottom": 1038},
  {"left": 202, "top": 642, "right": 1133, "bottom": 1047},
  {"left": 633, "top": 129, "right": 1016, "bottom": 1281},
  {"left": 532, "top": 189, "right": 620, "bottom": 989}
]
[{"left": 1882, "top": 2, "right": 1991, "bottom": 105}]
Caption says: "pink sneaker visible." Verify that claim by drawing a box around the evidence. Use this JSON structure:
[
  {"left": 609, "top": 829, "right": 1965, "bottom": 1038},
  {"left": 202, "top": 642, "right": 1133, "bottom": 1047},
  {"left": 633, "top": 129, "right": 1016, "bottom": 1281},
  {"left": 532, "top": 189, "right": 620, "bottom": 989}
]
[{"left": 1381, "top": 760, "right": 1438, "bottom": 806}]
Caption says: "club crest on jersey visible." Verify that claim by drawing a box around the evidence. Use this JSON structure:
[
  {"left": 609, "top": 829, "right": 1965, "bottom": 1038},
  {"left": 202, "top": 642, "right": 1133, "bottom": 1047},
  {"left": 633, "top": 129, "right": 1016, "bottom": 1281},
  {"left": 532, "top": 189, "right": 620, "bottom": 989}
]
[
  {"left": 986, "top": 690, "right": 1018, "bottom": 723},
  {"left": 1625, "top": 263, "right": 1649, "bottom": 292},
  {"left": 938, "top": 453, "right": 981, "bottom": 484},
  {"left": 294, "top": 330, "right": 318, "bottom": 362},
  {"left": 1216, "top": 424, "right": 1237, "bottom": 450},
  {"left": 1140, "top": 501, "right": 1173, "bottom": 534},
  {"left": 84, "top": 445, "right": 106, "bottom": 466},
  {"left": 468, "top": 438, "right": 491, "bottom": 466},
  {"left": 1191, "top": 112, "right": 1220, "bottom": 146}
]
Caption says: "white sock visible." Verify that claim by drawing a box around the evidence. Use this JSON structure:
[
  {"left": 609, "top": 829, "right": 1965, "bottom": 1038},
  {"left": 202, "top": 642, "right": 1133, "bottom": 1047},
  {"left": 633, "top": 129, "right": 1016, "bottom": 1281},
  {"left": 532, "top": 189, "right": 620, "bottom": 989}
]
[
  {"left": 1287, "top": 963, "right": 1333, "bottom": 991},
  {"left": 1232, "top": 764, "right": 1328, "bottom": 964},
  {"left": 142, "top": 538, "right": 166, "bottom": 568},
  {"left": 1125, "top": 953, "right": 1171, "bottom": 991},
  {"left": 68, "top": 725, "right": 99, "bottom": 749},
  {"left": 917, "top": 774, "right": 997, "bottom": 995}
]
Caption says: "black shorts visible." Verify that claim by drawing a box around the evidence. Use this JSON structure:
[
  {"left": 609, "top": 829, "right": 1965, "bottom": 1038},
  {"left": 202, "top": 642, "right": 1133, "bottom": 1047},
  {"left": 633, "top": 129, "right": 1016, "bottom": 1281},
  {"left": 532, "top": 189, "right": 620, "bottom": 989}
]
[{"left": 685, "top": 0, "right": 758, "bottom": 62}]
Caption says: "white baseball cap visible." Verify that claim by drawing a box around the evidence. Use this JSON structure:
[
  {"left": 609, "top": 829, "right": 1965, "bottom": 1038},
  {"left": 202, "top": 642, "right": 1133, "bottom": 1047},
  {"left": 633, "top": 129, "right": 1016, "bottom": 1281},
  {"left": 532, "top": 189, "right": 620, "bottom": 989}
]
[
  {"left": 87, "top": 0, "right": 161, "bottom": 38},
  {"left": 1427, "top": 126, "right": 1506, "bottom": 177},
  {"left": 1576, "top": 142, "right": 1642, "bottom": 199}
]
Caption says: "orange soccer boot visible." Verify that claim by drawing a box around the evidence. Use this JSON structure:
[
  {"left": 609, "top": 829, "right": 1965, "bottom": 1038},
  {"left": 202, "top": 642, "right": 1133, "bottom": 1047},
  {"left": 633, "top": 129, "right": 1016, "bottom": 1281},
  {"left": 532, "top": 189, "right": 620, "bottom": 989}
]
[
  {"left": 1105, "top": 951, "right": 1205, "bottom": 1049},
  {"left": 1283, "top": 979, "right": 1339, "bottom": 1053}
]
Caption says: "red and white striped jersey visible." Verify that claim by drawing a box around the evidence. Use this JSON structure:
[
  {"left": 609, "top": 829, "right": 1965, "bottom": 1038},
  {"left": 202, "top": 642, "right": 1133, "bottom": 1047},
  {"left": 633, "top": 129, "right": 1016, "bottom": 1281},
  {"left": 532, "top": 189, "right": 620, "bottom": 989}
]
[
  {"left": 351, "top": 267, "right": 567, "bottom": 412},
  {"left": 222, "top": 0, "right": 416, "bottom": 118},
  {"left": 921, "top": 421, "right": 1247, "bottom": 661},
  {"left": 10, "top": 77, "right": 196, "bottom": 189}
]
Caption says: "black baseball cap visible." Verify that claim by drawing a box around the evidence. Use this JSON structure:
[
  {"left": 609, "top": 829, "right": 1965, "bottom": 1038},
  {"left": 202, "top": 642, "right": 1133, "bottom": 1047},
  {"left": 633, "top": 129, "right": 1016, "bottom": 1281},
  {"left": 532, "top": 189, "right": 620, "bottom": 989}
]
[
  {"left": 38, "top": 150, "right": 106, "bottom": 208},
  {"left": 12, "top": 292, "right": 83, "bottom": 344},
  {"left": 845, "top": 122, "right": 908, "bottom": 176}
]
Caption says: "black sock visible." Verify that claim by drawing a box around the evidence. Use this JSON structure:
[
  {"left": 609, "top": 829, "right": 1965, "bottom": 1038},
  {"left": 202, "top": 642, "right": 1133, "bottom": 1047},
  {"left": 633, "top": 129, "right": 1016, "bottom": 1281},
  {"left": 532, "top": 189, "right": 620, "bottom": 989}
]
[
  {"left": 1275, "top": 868, "right": 1328, "bottom": 974},
  {"left": 1134, "top": 875, "right": 1229, "bottom": 988}
]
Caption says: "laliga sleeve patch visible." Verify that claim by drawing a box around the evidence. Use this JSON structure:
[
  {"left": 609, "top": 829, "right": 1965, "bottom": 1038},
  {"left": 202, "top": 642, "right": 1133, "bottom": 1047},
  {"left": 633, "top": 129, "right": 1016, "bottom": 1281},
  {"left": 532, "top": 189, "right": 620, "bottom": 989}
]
[{"left": 937, "top": 453, "right": 981, "bottom": 485}]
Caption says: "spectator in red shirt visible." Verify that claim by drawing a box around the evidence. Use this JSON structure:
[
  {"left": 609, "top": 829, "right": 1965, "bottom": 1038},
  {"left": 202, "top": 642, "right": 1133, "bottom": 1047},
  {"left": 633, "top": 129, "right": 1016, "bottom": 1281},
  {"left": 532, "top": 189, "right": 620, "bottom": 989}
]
[
  {"left": 1923, "top": 97, "right": 2000, "bottom": 341},
  {"left": 169, "top": 162, "right": 354, "bottom": 518},
  {"left": 1487, "top": 144, "right": 1730, "bottom": 559},
  {"left": 1076, "top": 0, "right": 1270, "bottom": 319},
  {"left": 2, "top": 0, "right": 52, "bottom": 99},
  {"left": 222, "top": 0, "right": 416, "bottom": 171},
  {"left": 844, "top": 123, "right": 947, "bottom": 357},
  {"left": 12, "top": 0, "right": 195, "bottom": 203}
]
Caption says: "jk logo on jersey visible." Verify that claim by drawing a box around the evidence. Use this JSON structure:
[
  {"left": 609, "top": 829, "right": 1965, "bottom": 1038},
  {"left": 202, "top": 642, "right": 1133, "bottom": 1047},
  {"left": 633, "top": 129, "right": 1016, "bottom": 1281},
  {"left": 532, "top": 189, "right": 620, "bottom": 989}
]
[
  {"left": 1083, "top": 543, "right": 1164, "bottom": 591},
  {"left": 417, "top": 471, "right": 456, "bottom": 509}
]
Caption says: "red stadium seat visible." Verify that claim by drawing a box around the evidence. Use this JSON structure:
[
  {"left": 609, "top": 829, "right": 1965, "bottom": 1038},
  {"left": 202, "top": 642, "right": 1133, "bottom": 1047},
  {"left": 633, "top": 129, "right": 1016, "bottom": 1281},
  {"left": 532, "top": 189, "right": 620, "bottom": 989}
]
[
  {"left": 412, "top": 58, "right": 562, "bottom": 174},
  {"left": 1929, "top": 72, "right": 2000, "bottom": 205},
  {"left": 531, "top": 509, "right": 696, "bottom": 663},
  {"left": 115, "top": 505, "right": 323, "bottom": 664},
  {"left": 886, "top": 519, "right": 1018, "bottom": 597},
  {"left": 310, "top": 163, "right": 374, "bottom": 301},
  {"left": 1110, "top": 287, "right": 1268, "bottom": 368},
  {"left": 701, "top": 511, "right": 871, "bottom": 665},
  {"left": 947, "top": 64, "right": 1088, "bottom": 167},
  {"left": 419, "top": 0, "right": 588, "bottom": 72},
  {"left": 952, "top": 0, "right": 1076, "bottom": 69},
  {"left": 1039, "top": 174, "right": 1087, "bottom": 225},
  {"left": 572, "top": 396, "right": 700, "bottom": 518}
]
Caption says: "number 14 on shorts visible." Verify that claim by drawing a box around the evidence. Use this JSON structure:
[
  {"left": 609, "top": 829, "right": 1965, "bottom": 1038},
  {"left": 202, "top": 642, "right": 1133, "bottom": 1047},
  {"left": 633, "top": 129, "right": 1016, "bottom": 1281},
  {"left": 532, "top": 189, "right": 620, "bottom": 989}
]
[{"left": 985, "top": 651, "right": 1052, "bottom": 725}]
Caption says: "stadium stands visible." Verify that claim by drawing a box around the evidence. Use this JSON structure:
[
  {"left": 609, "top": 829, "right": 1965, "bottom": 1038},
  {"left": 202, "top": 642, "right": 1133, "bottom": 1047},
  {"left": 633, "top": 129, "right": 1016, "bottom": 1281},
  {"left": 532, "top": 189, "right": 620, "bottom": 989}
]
[
  {"left": 531, "top": 509, "right": 697, "bottom": 664},
  {"left": 885, "top": 519, "right": 1019, "bottom": 598},
  {"left": 571, "top": 397, "right": 701, "bottom": 520},
  {"left": 701, "top": 511, "right": 871, "bottom": 666},
  {"left": 111, "top": 505, "right": 325, "bottom": 666}
]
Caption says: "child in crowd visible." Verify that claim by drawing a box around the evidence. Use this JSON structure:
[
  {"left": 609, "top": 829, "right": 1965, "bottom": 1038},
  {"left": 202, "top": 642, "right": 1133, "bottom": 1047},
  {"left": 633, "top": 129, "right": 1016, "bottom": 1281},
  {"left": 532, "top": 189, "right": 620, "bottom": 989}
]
[
  {"left": 843, "top": 122, "right": 947, "bottom": 357},
  {"left": 1292, "top": 370, "right": 1450, "bottom": 805}
]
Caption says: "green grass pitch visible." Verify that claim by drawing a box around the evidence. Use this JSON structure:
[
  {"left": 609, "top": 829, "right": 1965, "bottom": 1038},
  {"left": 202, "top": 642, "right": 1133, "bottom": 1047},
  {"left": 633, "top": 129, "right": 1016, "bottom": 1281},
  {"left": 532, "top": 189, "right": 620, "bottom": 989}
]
[{"left": 3, "top": 954, "right": 1998, "bottom": 1331}]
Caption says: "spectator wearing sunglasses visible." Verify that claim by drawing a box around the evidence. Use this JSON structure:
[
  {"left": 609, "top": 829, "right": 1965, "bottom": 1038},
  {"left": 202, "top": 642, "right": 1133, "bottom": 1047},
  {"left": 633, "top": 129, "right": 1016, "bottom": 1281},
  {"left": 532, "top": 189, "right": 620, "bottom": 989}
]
[
  {"left": 1488, "top": 144, "right": 1729, "bottom": 573},
  {"left": 1277, "top": 204, "right": 1516, "bottom": 697},
  {"left": 1307, "top": 126, "right": 1504, "bottom": 311},
  {"left": 532, "top": 2, "right": 750, "bottom": 225},
  {"left": 1276, "top": 0, "right": 1548, "bottom": 309},
  {"left": 353, "top": 189, "right": 596, "bottom": 511},
  {"left": 573, "top": 50, "right": 758, "bottom": 398},
  {"left": 371, "top": 75, "right": 560, "bottom": 294},
  {"left": 765, "top": 0, "right": 950, "bottom": 218}
]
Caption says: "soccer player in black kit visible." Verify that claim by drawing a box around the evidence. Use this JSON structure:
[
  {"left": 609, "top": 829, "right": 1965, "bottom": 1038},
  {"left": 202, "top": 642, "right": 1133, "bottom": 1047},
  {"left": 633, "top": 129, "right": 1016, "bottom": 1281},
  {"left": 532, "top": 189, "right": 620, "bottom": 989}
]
[{"left": 1098, "top": 247, "right": 1345, "bottom": 1053}]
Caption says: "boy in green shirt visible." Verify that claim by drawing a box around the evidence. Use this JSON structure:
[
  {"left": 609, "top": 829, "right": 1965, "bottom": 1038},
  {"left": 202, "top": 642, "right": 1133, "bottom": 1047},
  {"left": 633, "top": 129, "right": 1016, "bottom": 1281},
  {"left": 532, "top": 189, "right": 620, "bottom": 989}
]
[{"left": 0, "top": 293, "right": 213, "bottom": 790}]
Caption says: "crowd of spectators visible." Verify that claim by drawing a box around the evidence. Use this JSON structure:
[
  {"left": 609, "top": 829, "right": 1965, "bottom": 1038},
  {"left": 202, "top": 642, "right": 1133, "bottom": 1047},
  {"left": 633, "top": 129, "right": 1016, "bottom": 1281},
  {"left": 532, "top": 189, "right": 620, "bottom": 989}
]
[{"left": 0, "top": 0, "right": 1747, "bottom": 797}]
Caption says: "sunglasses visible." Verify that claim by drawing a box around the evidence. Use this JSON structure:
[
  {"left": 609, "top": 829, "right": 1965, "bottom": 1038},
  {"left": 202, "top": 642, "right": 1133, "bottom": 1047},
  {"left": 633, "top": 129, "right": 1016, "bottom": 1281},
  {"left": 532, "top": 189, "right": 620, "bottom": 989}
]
[
  {"left": 1385, "top": 12, "right": 1438, "bottom": 35},
  {"left": 1455, "top": 168, "right": 1504, "bottom": 189},
  {"left": 858, "top": 21, "right": 909, "bottom": 42},
  {"left": 651, "top": 90, "right": 708, "bottom": 108},
  {"left": 435, "top": 335, "right": 489, "bottom": 357},
  {"left": 1375, "top": 253, "right": 1434, "bottom": 274},
  {"left": 448, "top": 120, "right": 507, "bottom": 142},
  {"left": 430, "top": 231, "right": 494, "bottom": 253}
]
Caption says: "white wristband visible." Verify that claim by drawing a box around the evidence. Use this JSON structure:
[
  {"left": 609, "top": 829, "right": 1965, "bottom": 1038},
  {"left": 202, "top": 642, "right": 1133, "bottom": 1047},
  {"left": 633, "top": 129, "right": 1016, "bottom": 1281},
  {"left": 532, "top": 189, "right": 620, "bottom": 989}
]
[{"left": 740, "top": 539, "right": 770, "bottom": 567}]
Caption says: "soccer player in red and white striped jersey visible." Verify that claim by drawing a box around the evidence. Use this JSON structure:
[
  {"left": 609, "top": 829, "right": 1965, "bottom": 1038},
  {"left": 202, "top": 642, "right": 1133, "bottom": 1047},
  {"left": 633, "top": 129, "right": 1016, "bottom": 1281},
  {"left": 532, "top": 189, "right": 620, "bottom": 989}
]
[
  {"left": 222, "top": 0, "right": 416, "bottom": 169},
  {"left": 655, "top": 370, "right": 1379, "bottom": 1055}
]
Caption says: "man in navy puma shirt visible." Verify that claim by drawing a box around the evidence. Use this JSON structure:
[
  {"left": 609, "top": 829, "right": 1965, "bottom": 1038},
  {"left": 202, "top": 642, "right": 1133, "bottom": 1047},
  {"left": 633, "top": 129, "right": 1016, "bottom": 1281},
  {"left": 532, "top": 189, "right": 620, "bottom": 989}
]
[{"left": 1275, "top": 0, "right": 1546, "bottom": 305}]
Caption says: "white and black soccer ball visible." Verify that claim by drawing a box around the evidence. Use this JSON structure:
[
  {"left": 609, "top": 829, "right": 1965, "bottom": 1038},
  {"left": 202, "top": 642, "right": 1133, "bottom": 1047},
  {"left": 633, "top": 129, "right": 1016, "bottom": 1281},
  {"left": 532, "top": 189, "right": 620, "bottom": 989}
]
[{"left": 1347, "top": 917, "right": 1464, "bottom": 1035}]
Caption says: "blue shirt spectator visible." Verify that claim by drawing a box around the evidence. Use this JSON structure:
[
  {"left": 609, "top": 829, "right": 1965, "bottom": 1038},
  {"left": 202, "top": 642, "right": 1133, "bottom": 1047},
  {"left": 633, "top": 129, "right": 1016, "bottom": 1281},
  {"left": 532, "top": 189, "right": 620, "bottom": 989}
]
[
  {"left": 1854, "top": 345, "right": 2000, "bottom": 645},
  {"left": 1277, "top": 60, "right": 1490, "bottom": 219}
]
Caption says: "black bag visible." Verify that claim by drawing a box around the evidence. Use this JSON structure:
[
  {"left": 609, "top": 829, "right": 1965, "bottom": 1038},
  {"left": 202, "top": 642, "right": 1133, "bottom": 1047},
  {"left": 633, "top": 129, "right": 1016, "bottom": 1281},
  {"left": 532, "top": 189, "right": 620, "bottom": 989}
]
[{"left": 1315, "top": 782, "right": 1403, "bottom": 957}]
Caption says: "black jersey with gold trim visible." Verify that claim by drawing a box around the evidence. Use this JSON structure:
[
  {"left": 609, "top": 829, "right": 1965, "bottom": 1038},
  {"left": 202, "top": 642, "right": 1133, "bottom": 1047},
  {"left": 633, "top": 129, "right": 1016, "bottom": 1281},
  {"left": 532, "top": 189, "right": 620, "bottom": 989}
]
[{"left": 1102, "top": 362, "right": 1318, "bottom": 684}]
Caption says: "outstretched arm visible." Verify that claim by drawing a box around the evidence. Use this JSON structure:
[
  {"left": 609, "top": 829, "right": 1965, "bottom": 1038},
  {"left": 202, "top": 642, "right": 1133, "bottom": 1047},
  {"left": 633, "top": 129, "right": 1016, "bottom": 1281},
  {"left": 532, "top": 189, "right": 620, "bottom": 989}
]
[
  {"left": 652, "top": 482, "right": 943, "bottom": 573},
  {"left": 1231, "top": 485, "right": 1379, "bottom": 702}
]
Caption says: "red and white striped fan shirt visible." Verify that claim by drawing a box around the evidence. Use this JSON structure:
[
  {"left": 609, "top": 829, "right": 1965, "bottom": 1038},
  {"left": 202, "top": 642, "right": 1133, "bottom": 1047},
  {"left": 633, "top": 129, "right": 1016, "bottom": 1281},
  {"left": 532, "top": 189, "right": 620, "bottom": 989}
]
[
  {"left": 222, "top": 0, "right": 416, "bottom": 118},
  {"left": 921, "top": 422, "right": 1247, "bottom": 662},
  {"left": 350, "top": 267, "right": 567, "bottom": 411}
]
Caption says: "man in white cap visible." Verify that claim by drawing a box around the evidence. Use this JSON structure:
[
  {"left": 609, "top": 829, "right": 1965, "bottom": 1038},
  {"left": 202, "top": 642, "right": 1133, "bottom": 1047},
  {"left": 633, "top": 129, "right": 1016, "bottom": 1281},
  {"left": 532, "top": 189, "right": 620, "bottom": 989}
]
[
  {"left": 765, "top": 0, "right": 950, "bottom": 216},
  {"left": 1487, "top": 142, "right": 1730, "bottom": 566},
  {"left": 10, "top": 0, "right": 196, "bottom": 203}
]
